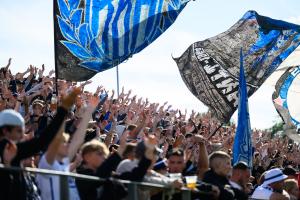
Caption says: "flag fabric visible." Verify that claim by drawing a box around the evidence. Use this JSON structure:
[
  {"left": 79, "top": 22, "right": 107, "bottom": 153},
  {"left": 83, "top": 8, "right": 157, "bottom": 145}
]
[
  {"left": 174, "top": 10, "right": 300, "bottom": 123},
  {"left": 273, "top": 66, "right": 300, "bottom": 130},
  {"left": 54, "top": 0, "right": 189, "bottom": 81},
  {"left": 233, "top": 49, "right": 252, "bottom": 168}
]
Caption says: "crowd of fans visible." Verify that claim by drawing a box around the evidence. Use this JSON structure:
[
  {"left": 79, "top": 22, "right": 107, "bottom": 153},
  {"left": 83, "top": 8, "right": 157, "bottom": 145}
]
[{"left": 1, "top": 58, "right": 300, "bottom": 200}]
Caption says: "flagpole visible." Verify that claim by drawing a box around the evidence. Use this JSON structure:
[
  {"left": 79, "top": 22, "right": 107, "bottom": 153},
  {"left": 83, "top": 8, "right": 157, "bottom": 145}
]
[
  {"left": 53, "top": 0, "right": 59, "bottom": 97},
  {"left": 207, "top": 123, "right": 224, "bottom": 140},
  {"left": 116, "top": 63, "right": 120, "bottom": 97}
]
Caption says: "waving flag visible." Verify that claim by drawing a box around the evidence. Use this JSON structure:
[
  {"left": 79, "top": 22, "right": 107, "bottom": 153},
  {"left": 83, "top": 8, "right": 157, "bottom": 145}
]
[
  {"left": 273, "top": 66, "right": 300, "bottom": 130},
  {"left": 174, "top": 10, "right": 300, "bottom": 122},
  {"left": 54, "top": 0, "right": 189, "bottom": 81},
  {"left": 233, "top": 49, "right": 252, "bottom": 168}
]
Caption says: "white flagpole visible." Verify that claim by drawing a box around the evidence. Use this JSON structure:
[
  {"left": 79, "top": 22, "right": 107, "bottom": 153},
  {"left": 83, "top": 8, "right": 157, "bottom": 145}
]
[{"left": 116, "top": 64, "right": 120, "bottom": 97}]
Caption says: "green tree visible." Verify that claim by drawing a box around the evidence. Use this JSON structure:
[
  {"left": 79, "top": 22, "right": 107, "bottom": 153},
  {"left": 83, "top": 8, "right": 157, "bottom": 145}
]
[{"left": 269, "top": 121, "right": 284, "bottom": 138}]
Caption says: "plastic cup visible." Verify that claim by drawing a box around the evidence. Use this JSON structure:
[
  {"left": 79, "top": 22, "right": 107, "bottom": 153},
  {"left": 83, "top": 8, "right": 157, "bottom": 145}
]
[
  {"left": 185, "top": 176, "right": 197, "bottom": 189},
  {"left": 169, "top": 173, "right": 182, "bottom": 181}
]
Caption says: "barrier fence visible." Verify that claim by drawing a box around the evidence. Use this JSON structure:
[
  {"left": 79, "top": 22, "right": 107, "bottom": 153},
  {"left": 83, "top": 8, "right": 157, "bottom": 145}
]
[{"left": 0, "top": 164, "right": 193, "bottom": 200}]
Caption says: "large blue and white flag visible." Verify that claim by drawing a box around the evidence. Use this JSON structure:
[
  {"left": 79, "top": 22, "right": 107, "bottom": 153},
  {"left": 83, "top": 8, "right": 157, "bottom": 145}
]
[
  {"left": 54, "top": 0, "right": 189, "bottom": 81},
  {"left": 233, "top": 49, "right": 252, "bottom": 168},
  {"left": 174, "top": 11, "right": 300, "bottom": 122}
]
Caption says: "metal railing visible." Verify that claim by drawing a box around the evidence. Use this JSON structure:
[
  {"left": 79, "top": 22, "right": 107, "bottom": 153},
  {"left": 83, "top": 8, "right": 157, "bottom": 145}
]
[{"left": 0, "top": 164, "right": 193, "bottom": 200}]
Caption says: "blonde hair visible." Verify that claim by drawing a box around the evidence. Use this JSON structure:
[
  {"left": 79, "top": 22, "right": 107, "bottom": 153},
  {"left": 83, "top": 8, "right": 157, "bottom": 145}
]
[
  {"left": 209, "top": 151, "right": 231, "bottom": 169},
  {"left": 80, "top": 140, "right": 109, "bottom": 158},
  {"left": 284, "top": 179, "right": 298, "bottom": 193}
]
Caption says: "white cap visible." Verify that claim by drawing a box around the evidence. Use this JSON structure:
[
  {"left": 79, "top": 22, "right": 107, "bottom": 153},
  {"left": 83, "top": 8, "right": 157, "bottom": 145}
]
[
  {"left": 0, "top": 109, "right": 25, "bottom": 128},
  {"left": 262, "top": 168, "right": 288, "bottom": 186}
]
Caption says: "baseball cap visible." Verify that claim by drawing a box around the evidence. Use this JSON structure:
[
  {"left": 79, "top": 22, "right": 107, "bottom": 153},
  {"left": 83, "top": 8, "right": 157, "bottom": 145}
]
[
  {"left": 0, "top": 109, "right": 25, "bottom": 128},
  {"left": 233, "top": 161, "right": 249, "bottom": 170}
]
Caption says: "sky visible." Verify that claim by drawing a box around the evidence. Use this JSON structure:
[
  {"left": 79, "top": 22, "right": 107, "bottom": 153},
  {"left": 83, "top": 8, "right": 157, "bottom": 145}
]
[{"left": 0, "top": 0, "right": 300, "bottom": 129}]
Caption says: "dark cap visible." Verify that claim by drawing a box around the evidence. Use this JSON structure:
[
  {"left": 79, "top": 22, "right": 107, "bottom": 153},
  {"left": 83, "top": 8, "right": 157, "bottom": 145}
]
[
  {"left": 166, "top": 148, "right": 184, "bottom": 159},
  {"left": 283, "top": 166, "right": 297, "bottom": 176},
  {"left": 233, "top": 161, "right": 249, "bottom": 170}
]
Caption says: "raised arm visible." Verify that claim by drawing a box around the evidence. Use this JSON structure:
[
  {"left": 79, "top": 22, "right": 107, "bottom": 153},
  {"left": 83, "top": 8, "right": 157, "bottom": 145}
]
[
  {"left": 14, "top": 90, "right": 25, "bottom": 112},
  {"left": 194, "top": 135, "right": 209, "bottom": 180},
  {"left": 68, "top": 96, "right": 99, "bottom": 160},
  {"left": 130, "top": 110, "right": 148, "bottom": 139},
  {"left": 13, "top": 88, "right": 80, "bottom": 163},
  {"left": 45, "top": 121, "right": 65, "bottom": 165},
  {"left": 4, "top": 58, "right": 11, "bottom": 70}
]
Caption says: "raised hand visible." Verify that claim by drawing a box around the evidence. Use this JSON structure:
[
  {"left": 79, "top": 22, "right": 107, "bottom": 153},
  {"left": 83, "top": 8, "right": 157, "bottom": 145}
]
[
  {"left": 4, "top": 58, "right": 12, "bottom": 70},
  {"left": 8, "top": 58, "right": 12, "bottom": 65},
  {"left": 132, "top": 95, "right": 137, "bottom": 101},
  {"left": 88, "top": 95, "right": 100, "bottom": 108},
  {"left": 95, "top": 85, "right": 103, "bottom": 95},
  {"left": 184, "top": 149, "right": 193, "bottom": 164},
  {"left": 111, "top": 89, "right": 115, "bottom": 98},
  {"left": 48, "top": 69, "right": 55, "bottom": 77},
  {"left": 193, "top": 134, "right": 206, "bottom": 144},
  {"left": 173, "top": 134, "right": 185, "bottom": 148},
  {"left": 61, "top": 87, "right": 81, "bottom": 110},
  {"left": 118, "top": 131, "right": 128, "bottom": 157},
  {"left": 29, "top": 65, "right": 35, "bottom": 75},
  {"left": 137, "top": 97, "right": 142, "bottom": 105},
  {"left": 38, "top": 64, "right": 45, "bottom": 78}
]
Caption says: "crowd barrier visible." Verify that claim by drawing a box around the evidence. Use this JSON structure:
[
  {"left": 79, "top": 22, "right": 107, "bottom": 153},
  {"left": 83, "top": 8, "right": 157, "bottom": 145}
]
[{"left": 0, "top": 164, "right": 193, "bottom": 200}]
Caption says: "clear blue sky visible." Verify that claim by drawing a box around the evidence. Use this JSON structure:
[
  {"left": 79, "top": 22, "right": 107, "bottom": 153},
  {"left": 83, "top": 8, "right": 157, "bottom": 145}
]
[{"left": 0, "top": 0, "right": 300, "bottom": 129}]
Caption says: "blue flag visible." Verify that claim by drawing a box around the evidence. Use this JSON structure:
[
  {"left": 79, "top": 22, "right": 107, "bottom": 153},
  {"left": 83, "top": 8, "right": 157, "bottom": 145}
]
[
  {"left": 54, "top": 0, "right": 189, "bottom": 81},
  {"left": 233, "top": 49, "right": 252, "bottom": 168}
]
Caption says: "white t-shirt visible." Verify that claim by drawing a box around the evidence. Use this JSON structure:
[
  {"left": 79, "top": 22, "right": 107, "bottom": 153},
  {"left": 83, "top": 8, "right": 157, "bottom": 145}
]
[
  {"left": 251, "top": 185, "right": 290, "bottom": 200},
  {"left": 116, "top": 159, "right": 138, "bottom": 174},
  {"left": 37, "top": 155, "right": 80, "bottom": 200},
  {"left": 251, "top": 185, "right": 273, "bottom": 200}
]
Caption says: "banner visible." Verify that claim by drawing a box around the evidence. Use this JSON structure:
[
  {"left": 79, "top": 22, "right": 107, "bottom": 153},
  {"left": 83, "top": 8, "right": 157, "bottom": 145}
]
[
  {"left": 174, "top": 10, "right": 300, "bottom": 122},
  {"left": 54, "top": 0, "right": 189, "bottom": 81}
]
